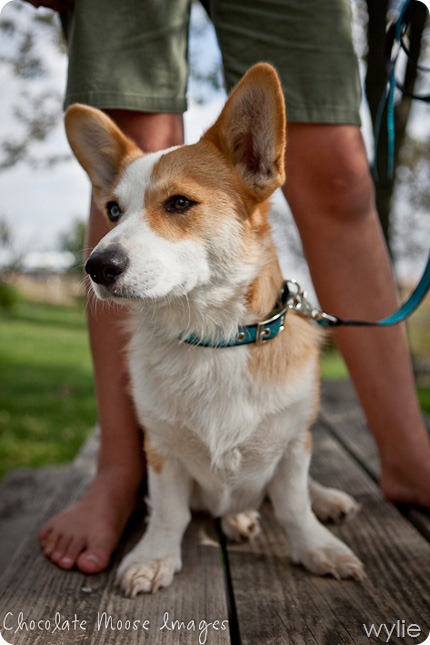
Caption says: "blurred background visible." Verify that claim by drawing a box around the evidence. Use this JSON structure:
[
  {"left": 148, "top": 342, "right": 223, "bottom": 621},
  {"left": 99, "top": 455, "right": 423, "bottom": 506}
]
[{"left": 0, "top": 0, "right": 429, "bottom": 478}]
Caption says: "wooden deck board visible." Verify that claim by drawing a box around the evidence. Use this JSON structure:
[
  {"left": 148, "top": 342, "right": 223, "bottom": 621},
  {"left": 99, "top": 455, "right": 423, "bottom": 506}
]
[
  {"left": 0, "top": 511, "right": 230, "bottom": 645},
  {"left": 0, "top": 514, "right": 229, "bottom": 645},
  {"left": 0, "top": 465, "right": 229, "bottom": 644},
  {"left": 225, "top": 419, "right": 430, "bottom": 645},
  {"left": 320, "top": 380, "right": 430, "bottom": 539},
  {"left": 0, "top": 466, "right": 72, "bottom": 572},
  {"left": 1, "top": 380, "right": 429, "bottom": 645}
]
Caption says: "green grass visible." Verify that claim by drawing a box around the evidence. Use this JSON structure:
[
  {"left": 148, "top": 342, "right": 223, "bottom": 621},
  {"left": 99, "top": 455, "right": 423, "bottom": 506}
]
[
  {"left": 321, "top": 348, "right": 349, "bottom": 380},
  {"left": 0, "top": 297, "right": 429, "bottom": 479},
  {"left": 418, "top": 387, "right": 430, "bottom": 415},
  {"left": 0, "top": 300, "right": 96, "bottom": 478},
  {"left": 321, "top": 347, "right": 430, "bottom": 414}
]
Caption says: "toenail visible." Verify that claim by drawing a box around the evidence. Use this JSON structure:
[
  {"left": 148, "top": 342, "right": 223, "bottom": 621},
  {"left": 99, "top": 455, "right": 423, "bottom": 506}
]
[
  {"left": 60, "top": 557, "right": 74, "bottom": 567},
  {"left": 82, "top": 554, "right": 102, "bottom": 565}
]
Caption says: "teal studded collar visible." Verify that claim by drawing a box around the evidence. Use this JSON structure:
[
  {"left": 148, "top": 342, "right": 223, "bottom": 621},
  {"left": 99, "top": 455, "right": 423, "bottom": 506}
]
[
  {"left": 180, "top": 282, "right": 290, "bottom": 348},
  {"left": 180, "top": 252, "right": 430, "bottom": 346}
]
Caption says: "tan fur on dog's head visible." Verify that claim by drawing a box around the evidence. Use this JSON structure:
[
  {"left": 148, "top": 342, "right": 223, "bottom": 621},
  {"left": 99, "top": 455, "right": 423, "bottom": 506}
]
[
  {"left": 65, "top": 106, "right": 141, "bottom": 204},
  {"left": 65, "top": 62, "right": 286, "bottom": 211},
  {"left": 64, "top": 64, "right": 289, "bottom": 341},
  {"left": 203, "top": 62, "right": 286, "bottom": 202}
]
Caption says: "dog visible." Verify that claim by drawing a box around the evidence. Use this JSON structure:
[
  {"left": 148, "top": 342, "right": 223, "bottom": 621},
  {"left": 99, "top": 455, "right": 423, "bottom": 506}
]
[{"left": 65, "top": 63, "right": 364, "bottom": 597}]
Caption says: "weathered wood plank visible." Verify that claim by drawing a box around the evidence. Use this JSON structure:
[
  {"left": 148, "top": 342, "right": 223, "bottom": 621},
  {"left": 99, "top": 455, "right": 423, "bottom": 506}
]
[
  {"left": 0, "top": 427, "right": 98, "bottom": 578},
  {"left": 0, "top": 466, "right": 72, "bottom": 573},
  {"left": 320, "top": 379, "right": 430, "bottom": 539},
  {"left": 2, "top": 382, "right": 430, "bottom": 644},
  {"left": 90, "top": 513, "right": 230, "bottom": 645},
  {"left": 320, "top": 381, "right": 380, "bottom": 477},
  {"left": 0, "top": 461, "right": 230, "bottom": 644},
  {"left": 225, "top": 422, "right": 430, "bottom": 645}
]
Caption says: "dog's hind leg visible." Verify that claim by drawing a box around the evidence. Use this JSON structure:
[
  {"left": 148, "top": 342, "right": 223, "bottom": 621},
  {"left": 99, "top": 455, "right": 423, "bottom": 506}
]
[{"left": 309, "top": 477, "right": 360, "bottom": 523}]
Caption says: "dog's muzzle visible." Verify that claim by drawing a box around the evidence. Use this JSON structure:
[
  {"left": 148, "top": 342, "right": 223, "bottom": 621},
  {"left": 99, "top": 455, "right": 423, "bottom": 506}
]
[{"left": 85, "top": 247, "right": 129, "bottom": 287}]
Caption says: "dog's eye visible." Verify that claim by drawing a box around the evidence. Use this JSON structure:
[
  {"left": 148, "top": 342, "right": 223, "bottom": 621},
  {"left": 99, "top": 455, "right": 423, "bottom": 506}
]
[
  {"left": 106, "top": 201, "right": 122, "bottom": 223},
  {"left": 164, "top": 195, "right": 196, "bottom": 214}
]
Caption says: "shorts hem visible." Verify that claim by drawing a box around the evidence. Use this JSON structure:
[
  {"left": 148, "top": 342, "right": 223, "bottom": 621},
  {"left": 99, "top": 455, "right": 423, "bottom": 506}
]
[
  {"left": 286, "top": 104, "right": 361, "bottom": 126},
  {"left": 63, "top": 91, "right": 187, "bottom": 114}
]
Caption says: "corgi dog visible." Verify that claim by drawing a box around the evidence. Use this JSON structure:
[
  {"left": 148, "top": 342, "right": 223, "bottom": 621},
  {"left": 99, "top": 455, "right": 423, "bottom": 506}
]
[{"left": 65, "top": 63, "right": 364, "bottom": 597}]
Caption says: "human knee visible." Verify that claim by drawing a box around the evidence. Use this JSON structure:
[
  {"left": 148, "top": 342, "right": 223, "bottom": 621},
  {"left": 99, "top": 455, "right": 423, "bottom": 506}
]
[
  {"left": 319, "top": 154, "right": 375, "bottom": 224},
  {"left": 285, "top": 125, "right": 376, "bottom": 225}
]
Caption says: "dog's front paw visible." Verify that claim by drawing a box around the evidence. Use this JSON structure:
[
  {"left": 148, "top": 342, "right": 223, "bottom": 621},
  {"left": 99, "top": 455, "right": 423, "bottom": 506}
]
[
  {"left": 293, "top": 537, "right": 364, "bottom": 581},
  {"left": 116, "top": 552, "right": 181, "bottom": 597},
  {"left": 221, "top": 511, "right": 261, "bottom": 542}
]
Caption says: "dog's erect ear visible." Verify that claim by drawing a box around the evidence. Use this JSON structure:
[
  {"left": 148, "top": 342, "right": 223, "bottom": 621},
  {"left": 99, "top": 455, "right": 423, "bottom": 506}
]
[
  {"left": 65, "top": 104, "right": 139, "bottom": 195},
  {"left": 203, "top": 63, "right": 286, "bottom": 200}
]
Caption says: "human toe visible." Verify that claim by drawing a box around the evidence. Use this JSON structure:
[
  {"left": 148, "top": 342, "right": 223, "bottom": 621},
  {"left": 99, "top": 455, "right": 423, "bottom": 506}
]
[
  {"left": 76, "top": 547, "right": 111, "bottom": 574},
  {"left": 48, "top": 534, "right": 81, "bottom": 569},
  {"left": 75, "top": 531, "right": 118, "bottom": 574}
]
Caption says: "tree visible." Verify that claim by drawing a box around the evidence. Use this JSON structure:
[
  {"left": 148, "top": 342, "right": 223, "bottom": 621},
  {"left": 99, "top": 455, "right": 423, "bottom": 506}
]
[
  {"left": 0, "top": 1, "right": 69, "bottom": 170},
  {"left": 58, "top": 218, "right": 86, "bottom": 275},
  {"left": 0, "top": 216, "right": 24, "bottom": 272},
  {"left": 391, "top": 134, "right": 430, "bottom": 263},
  {"left": 364, "top": 0, "right": 429, "bottom": 251}
]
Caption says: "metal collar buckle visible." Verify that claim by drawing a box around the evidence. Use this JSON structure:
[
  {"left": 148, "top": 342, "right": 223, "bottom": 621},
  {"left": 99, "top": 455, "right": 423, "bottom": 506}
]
[
  {"left": 255, "top": 309, "right": 286, "bottom": 345},
  {"left": 180, "top": 281, "right": 289, "bottom": 347},
  {"left": 256, "top": 322, "right": 271, "bottom": 344}
]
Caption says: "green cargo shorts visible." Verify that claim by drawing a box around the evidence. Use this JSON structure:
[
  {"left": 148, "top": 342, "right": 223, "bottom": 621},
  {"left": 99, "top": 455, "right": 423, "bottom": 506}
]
[{"left": 62, "top": 0, "right": 361, "bottom": 125}]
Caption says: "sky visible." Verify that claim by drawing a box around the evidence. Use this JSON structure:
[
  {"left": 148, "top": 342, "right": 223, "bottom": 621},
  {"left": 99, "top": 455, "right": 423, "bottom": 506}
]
[{"left": 0, "top": 0, "right": 429, "bottom": 283}]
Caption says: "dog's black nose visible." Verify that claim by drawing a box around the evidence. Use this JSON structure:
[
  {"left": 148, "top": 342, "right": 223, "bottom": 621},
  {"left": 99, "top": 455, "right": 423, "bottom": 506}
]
[{"left": 85, "top": 248, "right": 129, "bottom": 286}]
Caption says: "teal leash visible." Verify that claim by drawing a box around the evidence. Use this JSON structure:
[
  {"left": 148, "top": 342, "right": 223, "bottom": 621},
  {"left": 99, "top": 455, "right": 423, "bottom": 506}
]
[
  {"left": 372, "top": 0, "right": 409, "bottom": 183},
  {"left": 286, "top": 253, "right": 430, "bottom": 330},
  {"left": 372, "top": 0, "right": 430, "bottom": 184}
]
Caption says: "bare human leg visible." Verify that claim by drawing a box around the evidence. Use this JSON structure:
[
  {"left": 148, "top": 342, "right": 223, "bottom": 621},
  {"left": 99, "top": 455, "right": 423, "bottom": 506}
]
[
  {"left": 39, "top": 111, "right": 184, "bottom": 572},
  {"left": 283, "top": 123, "right": 430, "bottom": 507}
]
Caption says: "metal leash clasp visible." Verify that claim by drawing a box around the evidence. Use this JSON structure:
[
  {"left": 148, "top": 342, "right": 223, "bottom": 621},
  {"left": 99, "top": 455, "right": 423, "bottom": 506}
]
[{"left": 285, "top": 280, "right": 337, "bottom": 325}]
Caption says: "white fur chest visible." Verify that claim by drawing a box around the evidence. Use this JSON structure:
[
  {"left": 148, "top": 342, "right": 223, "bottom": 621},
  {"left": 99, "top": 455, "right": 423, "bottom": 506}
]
[{"left": 127, "top": 321, "right": 318, "bottom": 485}]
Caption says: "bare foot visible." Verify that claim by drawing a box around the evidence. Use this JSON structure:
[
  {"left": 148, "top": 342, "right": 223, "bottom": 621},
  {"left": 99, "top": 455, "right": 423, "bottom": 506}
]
[
  {"left": 380, "top": 437, "right": 430, "bottom": 508},
  {"left": 39, "top": 467, "right": 144, "bottom": 574}
]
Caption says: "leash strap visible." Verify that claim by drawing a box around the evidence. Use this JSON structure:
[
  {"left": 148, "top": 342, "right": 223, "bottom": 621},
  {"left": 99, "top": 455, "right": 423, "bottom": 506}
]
[
  {"left": 372, "top": 0, "right": 430, "bottom": 184},
  {"left": 287, "top": 253, "right": 430, "bottom": 329}
]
